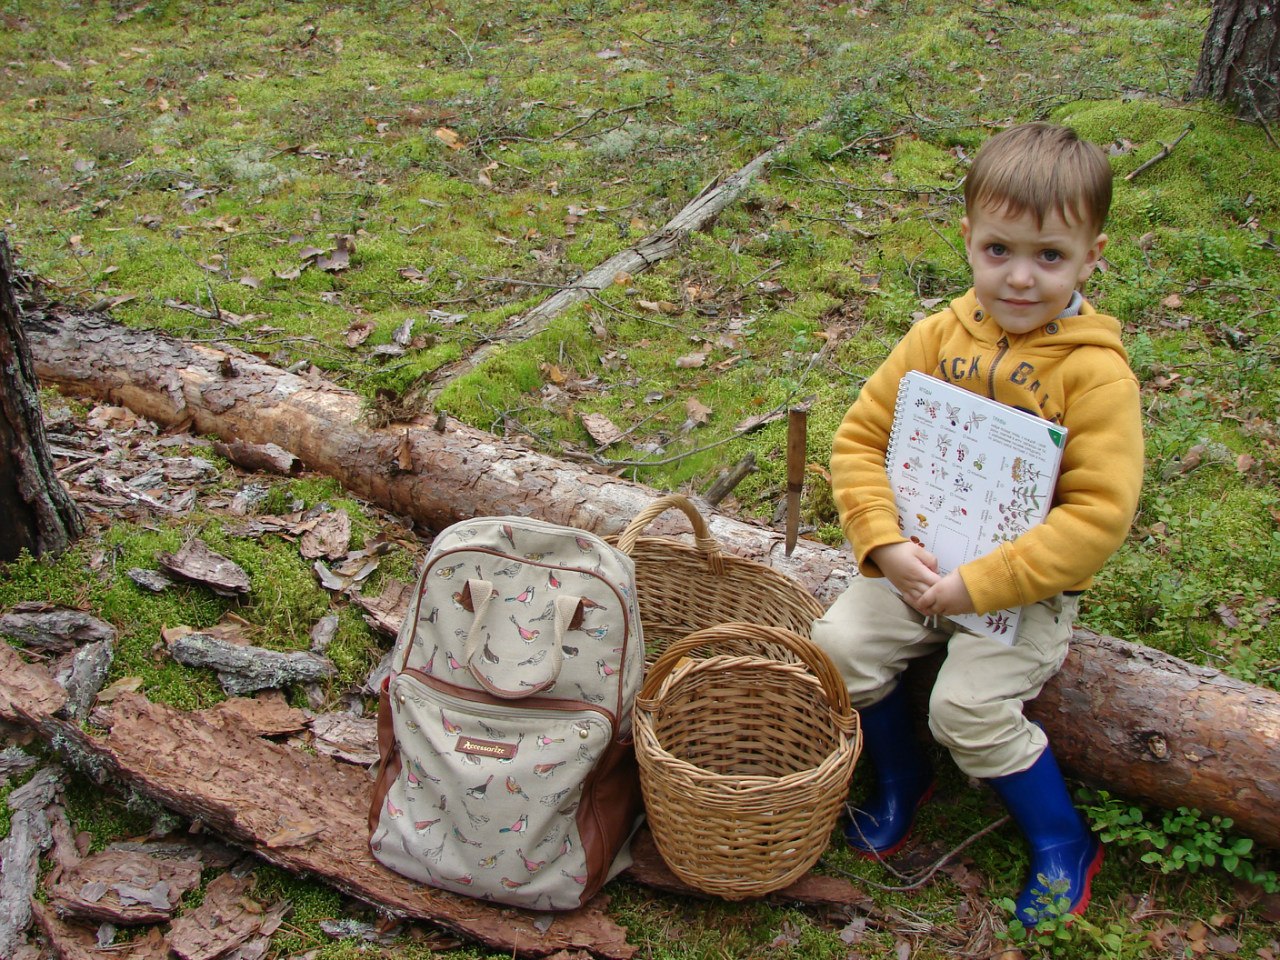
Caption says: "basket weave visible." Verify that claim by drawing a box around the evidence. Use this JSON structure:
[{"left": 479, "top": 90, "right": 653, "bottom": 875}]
[
  {"left": 633, "top": 623, "right": 861, "bottom": 900},
  {"left": 610, "top": 494, "right": 826, "bottom": 658}
]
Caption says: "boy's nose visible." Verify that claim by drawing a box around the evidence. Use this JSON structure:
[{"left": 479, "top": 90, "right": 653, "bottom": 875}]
[{"left": 1008, "top": 261, "right": 1035, "bottom": 288}]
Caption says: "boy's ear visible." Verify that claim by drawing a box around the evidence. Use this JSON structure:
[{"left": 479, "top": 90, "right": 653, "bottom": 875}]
[
  {"left": 1077, "top": 232, "right": 1107, "bottom": 283},
  {"left": 960, "top": 216, "right": 972, "bottom": 254}
]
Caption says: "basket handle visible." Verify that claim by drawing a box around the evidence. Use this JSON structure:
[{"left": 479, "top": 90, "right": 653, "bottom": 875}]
[
  {"left": 615, "top": 494, "right": 724, "bottom": 575},
  {"left": 637, "top": 623, "right": 855, "bottom": 733}
]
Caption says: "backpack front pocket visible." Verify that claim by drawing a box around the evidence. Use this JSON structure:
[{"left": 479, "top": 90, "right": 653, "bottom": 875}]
[{"left": 370, "top": 670, "right": 615, "bottom": 911}]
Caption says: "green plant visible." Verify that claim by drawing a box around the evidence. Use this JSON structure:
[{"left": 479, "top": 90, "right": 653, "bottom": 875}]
[
  {"left": 1083, "top": 789, "right": 1279, "bottom": 892},
  {"left": 997, "top": 896, "right": 1139, "bottom": 959}
]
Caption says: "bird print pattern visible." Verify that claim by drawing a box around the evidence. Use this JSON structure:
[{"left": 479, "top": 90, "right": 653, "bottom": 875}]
[{"left": 368, "top": 515, "right": 645, "bottom": 910}]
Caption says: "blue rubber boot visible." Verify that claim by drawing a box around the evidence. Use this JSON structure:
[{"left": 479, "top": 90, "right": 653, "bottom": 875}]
[
  {"left": 844, "top": 684, "right": 935, "bottom": 857},
  {"left": 987, "top": 745, "right": 1104, "bottom": 929}
]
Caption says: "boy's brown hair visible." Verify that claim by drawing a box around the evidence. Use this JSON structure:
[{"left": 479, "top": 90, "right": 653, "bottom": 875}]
[{"left": 964, "top": 123, "right": 1113, "bottom": 235}]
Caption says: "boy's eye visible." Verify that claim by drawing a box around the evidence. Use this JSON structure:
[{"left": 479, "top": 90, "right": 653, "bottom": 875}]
[
  {"left": 1042, "top": 249, "right": 1063, "bottom": 263},
  {"left": 986, "top": 243, "right": 1007, "bottom": 257}
]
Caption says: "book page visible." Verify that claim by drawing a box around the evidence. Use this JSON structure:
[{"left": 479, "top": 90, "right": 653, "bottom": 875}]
[{"left": 887, "top": 372, "right": 1066, "bottom": 641}]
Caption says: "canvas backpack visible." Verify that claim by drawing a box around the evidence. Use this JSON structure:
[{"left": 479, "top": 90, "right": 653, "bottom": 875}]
[{"left": 367, "top": 516, "right": 646, "bottom": 911}]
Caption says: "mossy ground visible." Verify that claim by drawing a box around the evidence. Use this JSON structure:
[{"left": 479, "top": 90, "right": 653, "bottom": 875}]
[{"left": 2, "top": 1, "right": 1279, "bottom": 957}]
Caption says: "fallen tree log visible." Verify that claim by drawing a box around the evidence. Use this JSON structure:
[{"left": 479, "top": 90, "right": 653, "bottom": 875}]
[{"left": 22, "top": 309, "right": 1280, "bottom": 849}]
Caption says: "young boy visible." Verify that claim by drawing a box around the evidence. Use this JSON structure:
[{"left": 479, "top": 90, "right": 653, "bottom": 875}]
[{"left": 812, "top": 123, "right": 1144, "bottom": 927}]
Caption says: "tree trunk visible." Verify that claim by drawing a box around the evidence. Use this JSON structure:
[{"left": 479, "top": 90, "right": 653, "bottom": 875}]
[
  {"left": 21, "top": 309, "right": 1280, "bottom": 849},
  {"left": 0, "top": 237, "right": 83, "bottom": 560},
  {"left": 1191, "top": 0, "right": 1280, "bottom": 121}
]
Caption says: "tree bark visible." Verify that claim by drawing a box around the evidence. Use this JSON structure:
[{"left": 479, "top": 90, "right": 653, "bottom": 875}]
[
  {"left": 21, "top": 309, "right": 1280, "bottom": 849},
  {"left": 0, "top": 237, "right": 83, "bottom": 560},
  {"left": 0, "top": 643, "right": 869, "bottom": 958},
  {"left": 1191, "top": 0, "right": 1280, "bottom": 122}
]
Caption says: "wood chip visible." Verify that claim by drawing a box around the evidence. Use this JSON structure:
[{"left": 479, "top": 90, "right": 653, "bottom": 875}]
[
  {"left": 200, "top": 692, "right": 309, "bottom": 737},
  {"left": 168, "top": 872, "right": 273, "bottom": 960},
  {"left": 48, "top": 849, "right": 203, "bottom": 924},
  {"left": 212, "top": 440, "right": 301, "bottom": 476},
  {"left": 351, "top": 578, "right": 413, "bottom": 637},
  {"left": 157, "top": 539, "right": 251, "bottom": 597},
  {"left": 0, "top": 602, "right": 117, "bottom": 653},
  {"left": 307, "top": 713, "right": 378, "bottom": 766}
]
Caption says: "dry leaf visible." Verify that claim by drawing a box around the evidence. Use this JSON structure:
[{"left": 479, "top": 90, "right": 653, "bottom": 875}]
[
  {"left": 1161, "top": 293, "right": 1183, "bottom": 309},
  {"left": 581, "top": 413, "right": 624, "bottom": 447},
  {"left": 96, "top": 675, "right": 146, "bottom": 702},
  {"left": 684, "top": 397, "right": 712, "bottom": 426},
  {"left": 345, "top": 321, "right": 374, "bottom": 348},
  {"left": 434, "top": 126, "right": 463, "bottom": 149},
  {"left": 675, "top": 351, "right": 707, "bottom": 369},
  {"left": 316, "top": 237, "right": 353, "bottom": 272}
]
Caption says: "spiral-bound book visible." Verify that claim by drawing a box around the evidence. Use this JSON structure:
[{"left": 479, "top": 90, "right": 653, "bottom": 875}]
[{"left": 885, "top": 371, "right": 1067, "bottom": 642}]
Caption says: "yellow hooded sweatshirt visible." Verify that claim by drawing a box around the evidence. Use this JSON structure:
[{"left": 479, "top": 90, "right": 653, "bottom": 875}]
[{"left": 831, "top": 289, "right": 1144, "bottom": 615}]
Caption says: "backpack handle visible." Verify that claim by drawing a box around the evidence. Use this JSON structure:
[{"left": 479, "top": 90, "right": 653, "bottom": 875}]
[{"left": 461, "top": 579, "right": 583, "bottom": 698}]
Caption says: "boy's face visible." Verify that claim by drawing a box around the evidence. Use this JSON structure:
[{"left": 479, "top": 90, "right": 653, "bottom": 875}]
[{"left": 961, "top": 203, "right": 1107, "bottom": 336}]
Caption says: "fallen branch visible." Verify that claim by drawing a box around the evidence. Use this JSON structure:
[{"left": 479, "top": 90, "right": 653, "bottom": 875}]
[
  {"left": 422, "top": 117, "right": 828, "bottom": 402},
  {"left": 1124, "top": 123, "right": 1195, "bottom": 182},
  {"left": 704, "top": 452, "right": 758, "bottom": 507}
]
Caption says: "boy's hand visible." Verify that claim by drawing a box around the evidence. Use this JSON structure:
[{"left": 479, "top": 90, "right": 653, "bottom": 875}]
[
  {"left": 916, "top": 571, "right": 976, "bottom": 618},
  {"left": 871, "top": 541, "right": 940, "bottom": 610}
]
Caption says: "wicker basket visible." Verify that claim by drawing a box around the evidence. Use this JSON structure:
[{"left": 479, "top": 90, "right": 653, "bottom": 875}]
[
  {"left": 610, "top": 494, "right": 826, "bottom": 659},
  {"left": 633, "top": 623, "right": 861, "bottom": 900}
]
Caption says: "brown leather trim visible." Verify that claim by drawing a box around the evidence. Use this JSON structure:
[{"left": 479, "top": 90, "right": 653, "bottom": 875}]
[
  {"left": 367, "top": 682, "right": 402, "bottom": 834},
  {"left": 576, "top": 737, "right": 642, "bottom": 903},
  {"left": 404, "top": 668, "right": 618, "bottom": 727}
]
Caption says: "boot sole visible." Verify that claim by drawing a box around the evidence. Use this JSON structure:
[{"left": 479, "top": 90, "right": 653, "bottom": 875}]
[
  {"left": 1066, "top": 840, "right": 1105, "bottom": 917},
  {"left": 846, "top": 780, "right": 936, "bottom": 860}
]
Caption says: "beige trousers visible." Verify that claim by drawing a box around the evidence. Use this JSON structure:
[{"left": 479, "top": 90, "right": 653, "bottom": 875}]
[{"left": 811, "top": 575, "right": 1078, "bottom": 779}]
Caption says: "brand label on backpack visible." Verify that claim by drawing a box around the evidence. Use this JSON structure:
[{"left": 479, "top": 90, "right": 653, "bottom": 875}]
[{"left": 455, "top": 736, "right": 518, "bottom": 760}]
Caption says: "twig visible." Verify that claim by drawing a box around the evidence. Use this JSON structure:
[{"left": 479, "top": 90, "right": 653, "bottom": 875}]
[
  {"left": 1124, "top": 123, "right": 1194, "bottom": 182},
  {"left": 549, "top": 96, "right": 669, "bottom": 143},
  {"left": 829, "top": 129, "right": 909, "bottom": 159},
  {"left": 443, "top": 26, "right": 474, "bottom": 64},
  {"left": 1251, "top": 100, "right": 1279, "bottom": 151},
  {"left": 704, "top": 452, "right": 757, "bottom": 506},
  {"left": 827, "top": 813, "right": 1011, "bottom": 892}
]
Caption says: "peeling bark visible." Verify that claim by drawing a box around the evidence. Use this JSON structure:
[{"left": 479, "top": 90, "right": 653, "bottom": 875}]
[
  {"left": 21, "top": 309, "right": 1280, "bottom": 848},
  {"left": 0, "top": 643, "right": 638, "bottom": 959},
  {"left": 167, "top": 632, "right": 335, "bottom": 696},
  {"left": 0, "top": 766, "right": 60, "bottom": 958}
]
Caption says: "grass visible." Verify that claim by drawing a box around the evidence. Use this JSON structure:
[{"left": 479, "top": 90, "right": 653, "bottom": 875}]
[{"left": 2, "top": 0, "right": 1279, "bottom": 957}]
